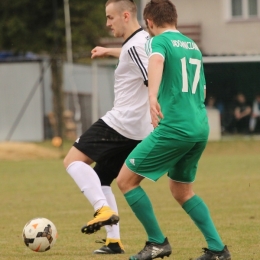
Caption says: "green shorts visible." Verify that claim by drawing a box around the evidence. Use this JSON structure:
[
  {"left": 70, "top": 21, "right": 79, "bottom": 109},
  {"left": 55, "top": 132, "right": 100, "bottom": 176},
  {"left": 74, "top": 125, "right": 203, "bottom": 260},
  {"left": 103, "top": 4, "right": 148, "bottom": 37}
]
[{"left": 125, "top": 130, "right": 207, "bottom": 183}]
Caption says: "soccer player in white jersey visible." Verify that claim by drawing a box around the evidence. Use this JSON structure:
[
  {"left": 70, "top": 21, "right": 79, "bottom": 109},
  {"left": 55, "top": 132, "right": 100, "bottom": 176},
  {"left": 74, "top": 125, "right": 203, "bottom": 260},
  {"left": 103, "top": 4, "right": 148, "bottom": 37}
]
[{"left": 63, "top": 0, "right": 152, "bottom": 255}]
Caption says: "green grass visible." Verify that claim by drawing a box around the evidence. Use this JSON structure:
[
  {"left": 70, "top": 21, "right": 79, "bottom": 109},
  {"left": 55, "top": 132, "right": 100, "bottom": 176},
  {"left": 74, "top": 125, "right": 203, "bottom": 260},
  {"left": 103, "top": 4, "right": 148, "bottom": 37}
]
[{"left": 1, "top": 139, "right": 260, "bottom": 259}]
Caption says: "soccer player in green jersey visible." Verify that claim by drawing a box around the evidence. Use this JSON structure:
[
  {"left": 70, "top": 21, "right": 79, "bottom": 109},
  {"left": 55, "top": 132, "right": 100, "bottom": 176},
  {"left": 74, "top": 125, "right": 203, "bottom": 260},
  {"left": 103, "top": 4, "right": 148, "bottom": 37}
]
[{"left": 117, "top": 1, "right": 231, "bottom": 260}]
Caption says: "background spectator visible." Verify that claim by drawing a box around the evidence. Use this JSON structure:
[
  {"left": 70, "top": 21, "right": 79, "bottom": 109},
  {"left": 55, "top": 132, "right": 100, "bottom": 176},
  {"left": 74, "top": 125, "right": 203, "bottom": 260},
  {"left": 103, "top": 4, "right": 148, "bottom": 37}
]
[
  {"left": 249, "top": 93, "right": 260, "bottom": 134},
  {"left": 227, "top": 93, "right": 251, "bottom": 134}
]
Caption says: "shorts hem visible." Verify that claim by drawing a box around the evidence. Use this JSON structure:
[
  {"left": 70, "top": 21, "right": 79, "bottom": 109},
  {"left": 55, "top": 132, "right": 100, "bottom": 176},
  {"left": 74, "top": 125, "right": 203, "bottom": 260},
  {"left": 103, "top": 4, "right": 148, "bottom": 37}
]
[
  {"left": 168, "top": 176, "right": 195, "bottom": 184},
  {"left": 125, "top": 163, "right": 156, "bottom": 182},
  {"left": 73, "top": 143, "right": 96, "bottom": 162}
]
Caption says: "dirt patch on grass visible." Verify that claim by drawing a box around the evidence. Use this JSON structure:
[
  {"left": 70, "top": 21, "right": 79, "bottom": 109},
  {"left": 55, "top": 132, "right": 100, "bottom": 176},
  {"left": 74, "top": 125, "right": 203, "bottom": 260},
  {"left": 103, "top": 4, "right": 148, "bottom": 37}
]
[{"left": 0, "top": 142, "right": 61, "bottom": 160}]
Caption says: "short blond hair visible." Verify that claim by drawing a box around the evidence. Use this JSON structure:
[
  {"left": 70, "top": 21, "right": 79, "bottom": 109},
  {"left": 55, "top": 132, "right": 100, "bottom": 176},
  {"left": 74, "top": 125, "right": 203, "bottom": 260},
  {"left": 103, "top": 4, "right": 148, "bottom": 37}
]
[{"left": 106, "top": 0, "right": 137, "bottom": 16}]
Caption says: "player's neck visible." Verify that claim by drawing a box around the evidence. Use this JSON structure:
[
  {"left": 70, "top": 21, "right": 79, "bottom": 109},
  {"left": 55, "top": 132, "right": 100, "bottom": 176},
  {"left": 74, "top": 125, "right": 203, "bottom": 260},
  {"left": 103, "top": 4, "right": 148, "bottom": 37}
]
[
  {"left": 156, "top": 25, "right": 177, "bottom": 35},
  {"left": 123, "top": 20, "right": 141, "bottom": 40}
]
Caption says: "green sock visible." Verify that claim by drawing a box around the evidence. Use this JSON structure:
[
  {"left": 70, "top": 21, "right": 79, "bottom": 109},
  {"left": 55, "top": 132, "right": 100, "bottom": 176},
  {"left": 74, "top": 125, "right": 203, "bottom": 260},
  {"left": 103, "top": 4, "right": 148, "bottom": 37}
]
[
  {"left": 182, "top": 195, "right": 225, "bottom": 252},
  {"left": 124, "top": 186, "right": 165, "bottom": 244}
]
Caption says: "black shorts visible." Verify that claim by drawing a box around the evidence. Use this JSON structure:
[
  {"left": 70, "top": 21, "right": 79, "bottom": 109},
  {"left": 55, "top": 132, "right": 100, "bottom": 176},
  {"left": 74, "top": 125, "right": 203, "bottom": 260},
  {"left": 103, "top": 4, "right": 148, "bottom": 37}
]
[{"left": 73, "top": 119, "right": 141, "bottom": 186}]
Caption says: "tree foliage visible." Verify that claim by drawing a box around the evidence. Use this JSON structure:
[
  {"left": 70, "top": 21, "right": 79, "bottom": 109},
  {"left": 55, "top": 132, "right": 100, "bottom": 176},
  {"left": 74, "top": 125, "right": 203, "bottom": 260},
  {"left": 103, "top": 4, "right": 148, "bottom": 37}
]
[{"left": 0, "top": 0, "right": 109, "bottom": 57}]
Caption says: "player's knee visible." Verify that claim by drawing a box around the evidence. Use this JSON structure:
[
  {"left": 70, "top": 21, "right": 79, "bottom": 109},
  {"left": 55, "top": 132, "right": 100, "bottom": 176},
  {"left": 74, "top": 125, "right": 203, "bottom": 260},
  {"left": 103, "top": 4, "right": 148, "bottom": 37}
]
[
  {"left": 116, "top": 177, "right": 124, "bottom": 192},
  {"left": 117, "top": 164, "right": 143, "bottom": 193},
  {"left": 63, "top": 155, "right": 71, "bottom": 169},
  {"left": 172, "top": 191, "right": 195, "bottom": 205},
  {"left": 117, "top": 174, "right": 139, "bottom": 194},
  {"left": 172, "top": 193, "right": 185, "bottom": 205},
  {"left": 63, "top": 152, "right": 77, "bottom": 169},
  {"left": 63, "top": 148, "right": 78, "bottom": 169},
  {"left": 116, "top": 175, "right": 131, "bottom": 194},
  {"left": 169, "top": 181, "right": 194, "bottom": 205}
]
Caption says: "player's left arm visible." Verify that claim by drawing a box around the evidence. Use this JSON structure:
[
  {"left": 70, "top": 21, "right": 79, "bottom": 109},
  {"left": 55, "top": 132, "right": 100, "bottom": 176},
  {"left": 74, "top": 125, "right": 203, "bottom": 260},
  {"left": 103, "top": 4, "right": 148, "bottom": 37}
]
[{"left": 148, "top": 54, "right": 164, "bottom": 128}]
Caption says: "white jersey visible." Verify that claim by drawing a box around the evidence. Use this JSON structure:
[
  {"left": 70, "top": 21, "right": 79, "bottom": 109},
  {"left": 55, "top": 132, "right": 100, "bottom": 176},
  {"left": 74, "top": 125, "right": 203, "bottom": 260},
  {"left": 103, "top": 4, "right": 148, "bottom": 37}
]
[{"left": 102, "top": 28, "right": 153, "bottom": 140}]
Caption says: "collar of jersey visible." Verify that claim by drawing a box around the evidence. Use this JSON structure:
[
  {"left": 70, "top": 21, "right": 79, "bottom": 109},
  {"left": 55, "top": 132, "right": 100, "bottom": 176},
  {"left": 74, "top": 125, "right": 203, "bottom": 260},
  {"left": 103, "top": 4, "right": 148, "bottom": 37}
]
[
  {"left": 122, "top": 27, "right": 143, "bottom": 46},
  {"left": 162, "top": 29, "right": 180, "bottom": 34}
]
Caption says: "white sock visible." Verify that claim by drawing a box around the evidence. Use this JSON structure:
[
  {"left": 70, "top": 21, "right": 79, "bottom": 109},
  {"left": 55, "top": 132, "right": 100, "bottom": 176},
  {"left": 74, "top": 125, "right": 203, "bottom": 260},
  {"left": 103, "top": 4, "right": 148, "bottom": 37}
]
[
  {"left": 102, "top": 186, "right": 120, "bottom": 240},
  {"left": 66, "top": 161, "right": 109, "bottom": 211}
]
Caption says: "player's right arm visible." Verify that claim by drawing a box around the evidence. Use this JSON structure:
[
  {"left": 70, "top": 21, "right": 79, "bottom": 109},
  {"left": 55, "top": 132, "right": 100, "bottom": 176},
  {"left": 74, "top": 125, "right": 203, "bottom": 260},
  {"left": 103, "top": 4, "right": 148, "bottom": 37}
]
[
  {"left": 91, "top": 46, "right": 121, "bottom": 59},
  {"left": 146, "top": 37, "right": 165, "bottom": 128},
  {"left": 148, "top": 54, "right": 164, "bottom": 128}
]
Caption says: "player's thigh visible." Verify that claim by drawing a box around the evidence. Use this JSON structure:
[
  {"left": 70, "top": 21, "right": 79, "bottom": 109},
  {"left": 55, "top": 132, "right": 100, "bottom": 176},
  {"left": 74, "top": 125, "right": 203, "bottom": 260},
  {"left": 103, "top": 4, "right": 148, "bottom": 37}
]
[
  {"left": 72, "top": 119, "right": 110, "bottom": 162},
  {"left": 64, "top": 146, "right": 93, "bottom": 168},
  {"left": 94, "top": 163, "right": 116, "bottom": 186},
  {"left": 64, "top": 120, "right": 109, "bottom": 167},
  {"left": 168, "top": 141, "right": 207, "bottom": 183},
  {"left": 95, "top": 140, "right": 140, "bottom": 186},
  {"left": 125, "top": 133, "right": 195, "bottom": 181}
]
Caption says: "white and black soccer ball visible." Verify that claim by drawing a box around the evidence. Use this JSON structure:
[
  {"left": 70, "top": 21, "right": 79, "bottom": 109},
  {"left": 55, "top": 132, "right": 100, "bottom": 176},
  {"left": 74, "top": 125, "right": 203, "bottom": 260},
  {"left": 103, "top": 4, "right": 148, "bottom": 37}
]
[{"left": 22, "top": 217, "right": 58, "bottom": 252}]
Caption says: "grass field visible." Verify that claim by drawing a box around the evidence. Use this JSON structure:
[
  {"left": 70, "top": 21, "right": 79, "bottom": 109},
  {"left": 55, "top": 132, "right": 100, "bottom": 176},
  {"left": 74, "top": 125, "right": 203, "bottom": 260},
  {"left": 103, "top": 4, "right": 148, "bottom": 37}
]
[{"left": 0, "top": 139, "right": 260, "bottom": 260}]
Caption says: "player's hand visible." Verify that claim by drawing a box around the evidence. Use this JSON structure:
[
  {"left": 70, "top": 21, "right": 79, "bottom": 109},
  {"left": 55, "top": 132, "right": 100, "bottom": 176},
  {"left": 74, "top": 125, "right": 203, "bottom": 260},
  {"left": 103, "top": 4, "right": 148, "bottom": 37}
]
[
  {"left": 149, "top": 96, "right": 163, "bottom": 128},
  {"left": 91, "top": 46, "right": 108, "bottom": 59}
]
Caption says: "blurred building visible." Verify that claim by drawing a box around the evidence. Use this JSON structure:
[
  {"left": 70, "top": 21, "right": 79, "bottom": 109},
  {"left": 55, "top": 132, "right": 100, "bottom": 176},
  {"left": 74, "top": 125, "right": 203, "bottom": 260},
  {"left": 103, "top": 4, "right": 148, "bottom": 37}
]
[
  {"left": 101, "top": 0, "right": 260, "bottom": 56},
  {"left": 100, "top": 0, "right": 260, "bottom": 103},
  {"left": 0, "top": 59, "right": 52, "bottom": 142},
  {"left": 1, "top": 0, "right": 260, "bottom": 142},
  {"left": 169, "top": 0, "right": 260, "bottom": 56},
  {"left": 100, "top": 0, "right": 260, "bottom": 140}
]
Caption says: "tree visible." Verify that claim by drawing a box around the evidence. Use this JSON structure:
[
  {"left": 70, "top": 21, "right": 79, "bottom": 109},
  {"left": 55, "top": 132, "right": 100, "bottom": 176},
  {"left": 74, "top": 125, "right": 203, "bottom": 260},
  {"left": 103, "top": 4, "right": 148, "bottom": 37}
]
[
  {"left": 69, "top": 0, "right": 109, "bottom": 56},
  {"left": 0, "top": 0, "right": 110, "bottom": 139},
  {"left": 0, "top": 0, "right": 109, "bottom": 56}
]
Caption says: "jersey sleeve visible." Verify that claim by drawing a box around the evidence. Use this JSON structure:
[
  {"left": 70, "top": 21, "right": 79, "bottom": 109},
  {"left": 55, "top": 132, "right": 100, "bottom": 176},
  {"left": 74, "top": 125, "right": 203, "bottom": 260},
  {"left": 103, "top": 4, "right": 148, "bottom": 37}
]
[
  {"left": 128, "top": 45, "right": 148, "bottom": 86},
  {"left": 145, "top": 36, "right": 166, "bottom": 59}
]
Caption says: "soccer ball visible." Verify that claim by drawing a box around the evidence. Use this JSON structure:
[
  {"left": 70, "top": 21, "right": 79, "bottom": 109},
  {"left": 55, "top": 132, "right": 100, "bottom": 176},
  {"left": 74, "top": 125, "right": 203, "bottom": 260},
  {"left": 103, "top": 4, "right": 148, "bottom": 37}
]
[{"left": 22, "top": 217, "right": 58, "bottom": 252}]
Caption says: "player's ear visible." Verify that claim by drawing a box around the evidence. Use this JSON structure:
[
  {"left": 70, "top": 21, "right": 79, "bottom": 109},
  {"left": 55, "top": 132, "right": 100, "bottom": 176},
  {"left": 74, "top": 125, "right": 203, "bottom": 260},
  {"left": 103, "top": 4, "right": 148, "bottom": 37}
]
[
  {"left": 123, "top": 11, "right": 130, "bottom": 21},
  {"left": 147, "top": 19, "right": 153, "bottom": 29}
]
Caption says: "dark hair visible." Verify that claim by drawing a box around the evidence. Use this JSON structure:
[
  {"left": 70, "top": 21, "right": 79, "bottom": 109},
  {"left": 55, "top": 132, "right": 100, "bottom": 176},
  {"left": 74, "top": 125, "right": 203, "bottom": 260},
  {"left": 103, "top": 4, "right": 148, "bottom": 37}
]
[{"left": 143, "top": 0, "right": 177, "bottom": 27}]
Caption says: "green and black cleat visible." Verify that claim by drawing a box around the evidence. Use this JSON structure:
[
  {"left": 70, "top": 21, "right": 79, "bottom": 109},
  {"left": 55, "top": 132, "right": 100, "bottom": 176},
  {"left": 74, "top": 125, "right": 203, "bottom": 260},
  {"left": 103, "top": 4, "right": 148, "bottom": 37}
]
[
  {"left": 129, "top": 237, "right": 172, "bottom": 260},
  {"left": 194, "top": 245, "right": 231, "bottom": 260}
]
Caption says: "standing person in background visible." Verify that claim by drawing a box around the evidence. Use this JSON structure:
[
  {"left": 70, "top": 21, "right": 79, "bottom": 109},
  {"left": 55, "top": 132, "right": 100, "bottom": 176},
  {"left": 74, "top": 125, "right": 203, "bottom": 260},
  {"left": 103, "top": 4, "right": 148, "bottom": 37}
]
[
  {"left": 249, "top": 93, "right": 260, "bottom": 134},
  {"left": 227, "top": 93, "right": 251, "bottom": 134},
  {"left": 117, "top": 0, "right": 231, "bottom": 259},
  {"left": 63, "top": 0, "right": 152, "bottom": 255}
]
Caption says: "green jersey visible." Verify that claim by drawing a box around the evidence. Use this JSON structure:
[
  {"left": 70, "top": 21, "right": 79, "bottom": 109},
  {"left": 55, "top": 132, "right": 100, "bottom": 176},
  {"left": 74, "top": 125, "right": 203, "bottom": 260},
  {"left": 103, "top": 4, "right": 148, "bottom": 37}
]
[{"left": 146, "top": 30, "right": 209, "bottom": 142}]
